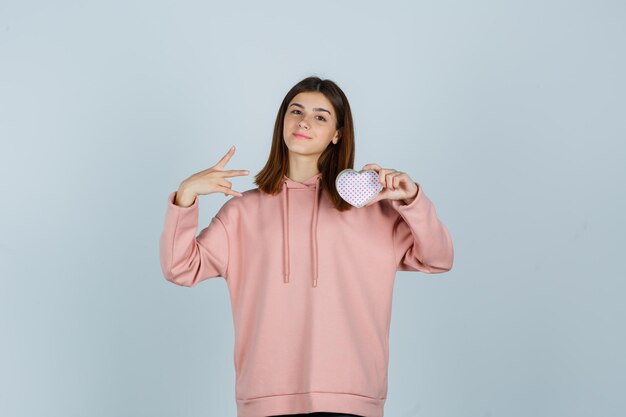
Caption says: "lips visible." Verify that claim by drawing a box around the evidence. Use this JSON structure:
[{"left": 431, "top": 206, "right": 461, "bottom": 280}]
[{"left": 294, "top": 132, "right": 311, "bottom": 139}]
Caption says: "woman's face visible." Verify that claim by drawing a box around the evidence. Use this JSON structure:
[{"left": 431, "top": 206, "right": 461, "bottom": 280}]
[{"left": 283, "top": 91, "right": 341, "bottom": 157}]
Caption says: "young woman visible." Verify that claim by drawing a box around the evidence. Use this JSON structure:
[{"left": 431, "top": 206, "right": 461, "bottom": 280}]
[{"left": 160, "top": 76, "right": 454, "bottom": 417}]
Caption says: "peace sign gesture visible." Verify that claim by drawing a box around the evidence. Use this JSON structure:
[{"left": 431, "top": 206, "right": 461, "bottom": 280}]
[
  {"left": 361, "top": 163, "right": 419, "bottom": 207},
  {"left": 175, "top": 146, "right": 250, "bottom": 207}
]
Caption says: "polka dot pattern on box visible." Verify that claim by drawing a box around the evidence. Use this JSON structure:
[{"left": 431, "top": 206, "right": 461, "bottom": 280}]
[{"left": 335, "top": 169, "right": 383, "bottom": 208}]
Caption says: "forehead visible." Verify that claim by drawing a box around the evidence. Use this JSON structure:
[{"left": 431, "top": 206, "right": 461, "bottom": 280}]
[{"left": 289, "top": 91, "right": 333, "bottom": 109}]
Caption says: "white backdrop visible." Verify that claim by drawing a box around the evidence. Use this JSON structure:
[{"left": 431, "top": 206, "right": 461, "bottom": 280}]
[{"left": 1, "top": 0, "right": 625, "bottom": 416}]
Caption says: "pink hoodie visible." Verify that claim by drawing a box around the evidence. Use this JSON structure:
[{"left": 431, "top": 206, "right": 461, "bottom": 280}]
[{"left": 159, "top": 172, "right": 454, "bottom": 417}]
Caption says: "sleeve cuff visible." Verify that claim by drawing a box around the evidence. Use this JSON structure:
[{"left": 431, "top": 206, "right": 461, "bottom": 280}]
[
  {"left": 389, "top": 181, "right": 422, "bottom": 211},
  {"left": 167, "top": 191, "right": 198, "bottom": 211}
]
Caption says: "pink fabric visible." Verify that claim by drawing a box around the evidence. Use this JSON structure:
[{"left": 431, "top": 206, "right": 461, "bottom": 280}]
[{"left": 159, "top": 172, "right": 454, "bottom": 417}]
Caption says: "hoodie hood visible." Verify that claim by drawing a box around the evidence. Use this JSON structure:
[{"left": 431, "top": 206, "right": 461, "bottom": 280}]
[{"left": 281, "top": 172, "right": 323, "bottom": 288}]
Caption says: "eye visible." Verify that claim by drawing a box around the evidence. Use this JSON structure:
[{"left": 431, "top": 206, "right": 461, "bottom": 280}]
[{"left": 289, "top": 109, "right": 326, "bottom": 122}]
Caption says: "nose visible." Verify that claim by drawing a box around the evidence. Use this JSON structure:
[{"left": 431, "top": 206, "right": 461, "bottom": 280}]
[{"left": 298, "top": 115, "right": 311, "bottom": 129}]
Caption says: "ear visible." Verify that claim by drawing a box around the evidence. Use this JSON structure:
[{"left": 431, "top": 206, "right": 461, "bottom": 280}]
[{"left": 333, "top": 130, "right": 341, "bottom": 144}]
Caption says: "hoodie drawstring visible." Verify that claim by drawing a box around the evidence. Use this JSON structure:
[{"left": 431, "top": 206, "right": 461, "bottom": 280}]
[
  {"left": 282, "top": 180, "right": 290, "bottom": 283},
  {"left": 282, "top": 174, "right": 322, "bottom": 288},
  {"left": 312, "top": 175, "right": 320, "bottom": 287}
]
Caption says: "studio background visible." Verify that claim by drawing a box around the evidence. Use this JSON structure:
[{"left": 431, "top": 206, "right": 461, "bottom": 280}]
[{"left": 1, "top": 1, "right": 624, "bottom": 416}]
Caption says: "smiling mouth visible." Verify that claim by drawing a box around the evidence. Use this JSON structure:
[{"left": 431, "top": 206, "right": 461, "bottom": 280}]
[{"left": 294, "top": 133, "right": 311, "bottom": 139}]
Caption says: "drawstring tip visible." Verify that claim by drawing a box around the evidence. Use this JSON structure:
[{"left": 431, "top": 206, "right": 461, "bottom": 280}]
[
  {"left": 284, "top": 274, "right": 289, "bottom": 283},
  {"left": 312, "top": 278, "right": 317, "bottom": 287}
]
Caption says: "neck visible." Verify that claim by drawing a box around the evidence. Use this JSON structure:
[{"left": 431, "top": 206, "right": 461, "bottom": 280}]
[{"left": 287, "top": 153, "right": 321, "bottom": 182}]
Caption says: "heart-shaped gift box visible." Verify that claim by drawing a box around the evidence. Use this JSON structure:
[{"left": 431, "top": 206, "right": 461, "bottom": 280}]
[{"left": 335, "top": 169, "right": 383, "bottom": 208}]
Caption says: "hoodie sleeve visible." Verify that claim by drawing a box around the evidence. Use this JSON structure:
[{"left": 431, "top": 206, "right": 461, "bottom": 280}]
[
  {"left": 159, "top": 191, "right": 229, "bottom": 287},
  {"left": 388, "top": 182, "right": 454, "bottom": 273}
]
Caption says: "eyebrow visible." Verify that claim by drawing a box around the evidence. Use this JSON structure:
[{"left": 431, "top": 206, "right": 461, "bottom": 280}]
[{"left": 289, "top": 102, "right": 332, "bottom": 116}]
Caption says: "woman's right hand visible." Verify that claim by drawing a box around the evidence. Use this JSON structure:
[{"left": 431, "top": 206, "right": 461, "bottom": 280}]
[{"left": 175, "top": 146, "right": 250, "bottom": 207}]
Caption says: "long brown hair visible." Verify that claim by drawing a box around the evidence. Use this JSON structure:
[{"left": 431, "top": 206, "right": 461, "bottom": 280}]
[{"left": 254, "top": 76, "right": 355, "bottom": 212}]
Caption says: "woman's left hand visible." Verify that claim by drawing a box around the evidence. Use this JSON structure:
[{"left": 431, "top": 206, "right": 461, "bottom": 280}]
[{"left": 361, "top": 163, "right": 419, "bottom": 207}]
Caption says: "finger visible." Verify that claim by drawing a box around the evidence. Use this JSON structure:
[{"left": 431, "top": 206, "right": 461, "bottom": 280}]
[
  {"left": 377, "top": 168, "right": 392, "bottom": 186},
  {"left": 222, "top": 169, "right": 251, "bottom": 177},
  {"left": 388, "top": 172, "right": 403, "bottom": 190},
  {"left": 216, "top": 185, "right": 243, "bottom": 197},
  {"left": 385, "top": 172, "right": 393, "bottom": 190},
  {"left": 214, "top": 146, "right": 236, "bottom": 170},
  {"left": 392, "top": 173, "right": 403, "bottom": 190},
  {"left": 380, "top": 169, "right": 398, "bottom": 189},
  {"left": 218, "top": 179, "right": 242, "bottom": 196},
  {"left": 362, "top": 163, "right": 381, "bottom": 172}
]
